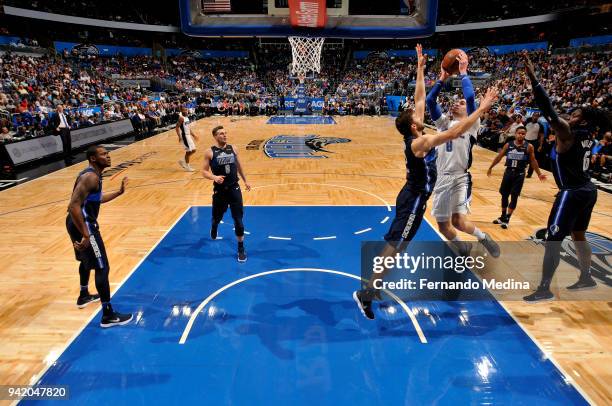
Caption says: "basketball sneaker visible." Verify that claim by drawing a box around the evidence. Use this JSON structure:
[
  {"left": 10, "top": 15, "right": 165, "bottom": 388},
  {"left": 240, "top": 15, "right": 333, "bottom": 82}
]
[
  {"left": 566, "top": 276, "right": 597, "bottom": 291},
  {"left": 493, "top": 216, "right": 505, "bottom": 225},
  {"left": 100, "top": 305, "right": 133, "bottom": 328},
  {"left": 479, "top": 233, "right": 501, "bottom": 257},
  {"left": 210, "top": 222, "right": 218, "bottom": 240},
  {"left": 238, "top": 246, "right": 247, "bottom": 263},
  {"left": 76, "top": 293, "right": 100, "bottom": 309},
  {"left": 178, "top": 159, "right": 193, "bottom": 172},
  {"left": 353, "top": 290, "right": 375, "bottom": 320},
  {"left": 523, "top": 288, "right": 554, "bottom": 303},
  {"left": 493, "top": 215, "right": 509, "bottom": 229}
]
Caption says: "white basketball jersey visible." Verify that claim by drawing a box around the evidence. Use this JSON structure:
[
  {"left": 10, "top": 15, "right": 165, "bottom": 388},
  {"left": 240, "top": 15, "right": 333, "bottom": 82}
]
[
  {"left": 180, "top": 114, "right": 191, "bottom": 138},
  {"left": 434, "top": 114, "right": 480, "bottom": 174}
]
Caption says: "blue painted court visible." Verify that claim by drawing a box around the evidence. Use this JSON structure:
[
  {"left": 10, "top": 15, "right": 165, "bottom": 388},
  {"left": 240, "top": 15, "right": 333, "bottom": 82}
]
[
  {"left": 29, "top": 206, "right": 586, "bottom": 405},
  {"left": 267, "top": 116, "right": 336, "bottom": 125}
]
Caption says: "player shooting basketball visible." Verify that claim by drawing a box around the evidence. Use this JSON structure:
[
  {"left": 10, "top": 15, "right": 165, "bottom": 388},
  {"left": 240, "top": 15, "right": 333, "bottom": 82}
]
[
  {"left": 354, "top": 44, "right": 499, "bottom": 320},
  {"left": 426, "top": 50, "right": 500, "bottom": 257}
]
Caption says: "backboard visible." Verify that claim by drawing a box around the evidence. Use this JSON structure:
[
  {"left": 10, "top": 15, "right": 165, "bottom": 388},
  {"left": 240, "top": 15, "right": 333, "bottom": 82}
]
[{"left": 180, "top": 0, "right": 438, "bottom": 39}]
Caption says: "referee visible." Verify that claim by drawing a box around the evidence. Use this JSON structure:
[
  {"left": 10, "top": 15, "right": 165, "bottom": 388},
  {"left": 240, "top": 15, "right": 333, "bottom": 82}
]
[
  {"left": 202, "top": 126, "right": 251, "bottom": 262},
  {"left": 53, "top": 105, "right": 73, "bottom": 163}
]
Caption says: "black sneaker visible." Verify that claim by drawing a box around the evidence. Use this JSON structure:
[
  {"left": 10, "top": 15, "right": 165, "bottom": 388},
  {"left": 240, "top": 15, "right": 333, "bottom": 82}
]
[
  {"left": 501, "top": 221, "right": 509, "bottom": 229},
  {"left": 493, "top": 216, "right": 505, "bottom": 225},
  {"left": 238, "top": 246, "right": 247, "bottom": 263},
  {"left": 566, "top": 276, "right": 597, "bottom": 291},
  {"left": 76, "top": 293, "right": 100, "bottom": 309},
  {"left": 480, "top": 233, "right": 501, "bottom": 258},
  {"left": 210, "top": 222, "right": 218, "bottom": 240},
  {"left": 523, "top": 288, "right": 554, "bottom": 303},
  {"left": 353, "top": 290, "right": 375, "bottom": 320},
  {"left": 100, "top": 308, "right": 133, "bottom": 328}
]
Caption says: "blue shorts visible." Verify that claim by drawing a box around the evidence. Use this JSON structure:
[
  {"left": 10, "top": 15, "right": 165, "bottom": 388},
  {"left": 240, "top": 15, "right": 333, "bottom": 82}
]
[
  {"left": 384, "top": 183, "right": 430, "bottom": 247},
  {"left": 546, "top": 183, "right": 597, "bottom": 241}
]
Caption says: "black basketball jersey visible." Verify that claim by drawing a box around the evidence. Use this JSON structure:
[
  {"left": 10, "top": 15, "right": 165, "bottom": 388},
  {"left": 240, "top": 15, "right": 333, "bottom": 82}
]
[
  {"left": 504, "top": 140, "right": 530, "bottom": 171},
  {"left": 211, "top": 144, "right": 238, "bottom": 188},
  {"left": 405, "top": 136, "right": 437, "bottom": 194},
  {"left": 550, "top": 127, "right": 593, "bottom": 189},
  {"left": 71, "top": 167, "right": 102, "bottom": 225}
]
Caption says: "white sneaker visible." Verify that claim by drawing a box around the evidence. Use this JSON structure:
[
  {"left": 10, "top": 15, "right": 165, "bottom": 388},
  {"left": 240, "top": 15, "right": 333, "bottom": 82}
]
[
  {"left": 178, "top": 159, "right": 191, "bottom": 171},
  {"left": 185, "top": 164, "right": 195, "bottom": 172}
]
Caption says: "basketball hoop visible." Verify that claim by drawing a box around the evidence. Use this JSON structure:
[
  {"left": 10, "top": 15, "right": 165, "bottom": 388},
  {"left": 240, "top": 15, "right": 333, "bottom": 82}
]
[{"left": 288, "top": 36, "right": 325, "bottom": 76}]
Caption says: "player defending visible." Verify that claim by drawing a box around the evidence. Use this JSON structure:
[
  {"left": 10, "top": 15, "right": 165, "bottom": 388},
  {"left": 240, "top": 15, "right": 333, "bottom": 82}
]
[
  {"left": 177, "top": 106, "right": 200, "bottom": 172},
  {"left": 202, "top": 126, "right": 251, "bottom": 262},
  {"left": 487, "top": 126, "right": 546, "bottom": 228},
  {"left": 353, "top": 44, "right": 499, "bottom": 319},
  {"left": 521, "top": 53, "right": 609, "bottom": 301},
  {"left": 66, "top": 145, "right": 133, "bottom": 327},
  {"left": 426, "top": 51, "right": 500, "bottom": 257}
]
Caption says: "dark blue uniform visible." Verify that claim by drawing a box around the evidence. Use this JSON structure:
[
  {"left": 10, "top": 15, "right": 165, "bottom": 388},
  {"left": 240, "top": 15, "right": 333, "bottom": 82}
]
[
  {"left": 66, "top": 167, "right": 108, "bottom": 270},
  {"left": 384, "top": 136, "right": 437, "bottom": 246},
  {"left": 499, "top": 141, "right": 530, "bottom": 199},
  {"left": 211, "top": 144, "right": 245, "bottom": 236},
  {"left": 547, "top": 128, "right": 597, "bottom": 240}
]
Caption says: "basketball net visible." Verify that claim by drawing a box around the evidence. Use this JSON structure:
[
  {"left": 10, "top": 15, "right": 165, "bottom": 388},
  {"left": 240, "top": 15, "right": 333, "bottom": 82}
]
[{"left": 288, "top": 37, "right": 325, "bottom": 76}]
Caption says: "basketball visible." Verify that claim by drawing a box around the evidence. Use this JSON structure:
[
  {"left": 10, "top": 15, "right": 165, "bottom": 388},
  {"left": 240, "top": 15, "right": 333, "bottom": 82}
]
[{"left": 441, "top": 48, "right": 466, "bottom": 75}]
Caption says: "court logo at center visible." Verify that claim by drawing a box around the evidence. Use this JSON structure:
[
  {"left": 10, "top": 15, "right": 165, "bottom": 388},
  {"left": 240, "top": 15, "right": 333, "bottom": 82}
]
[{"left": 264, "top": 135, "right": 350, "bottom": 158}]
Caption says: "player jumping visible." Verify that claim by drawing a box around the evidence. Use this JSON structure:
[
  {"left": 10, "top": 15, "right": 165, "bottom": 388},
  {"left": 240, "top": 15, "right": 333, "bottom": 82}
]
[{"left": 426, "top": 51, "right": 500, "bottom": 257}]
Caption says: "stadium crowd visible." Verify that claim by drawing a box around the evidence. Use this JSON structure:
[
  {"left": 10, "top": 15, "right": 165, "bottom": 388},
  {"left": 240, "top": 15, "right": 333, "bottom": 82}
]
[{"left": 1, "top": 44, "right": 610, "bottom": 180}]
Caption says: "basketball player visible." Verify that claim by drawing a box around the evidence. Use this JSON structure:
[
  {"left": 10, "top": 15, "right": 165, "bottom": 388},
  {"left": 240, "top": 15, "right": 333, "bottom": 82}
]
[
  {"left": 426, "top": 52, "right": 500, "bottom": 257},
  {"left": 521, "top": 53, "right": 610, "bottom": 301},
  {"left": 487, "top": 126, "right": 547, "bottom": 228},
  {"left": 202, "top": 126, "right": 251, "bottom": 262},
  {"left": 176, "top": 106, "right": 200, "bottom": 172},
  {"left": 66, "top": 145, "right": 133, "bottom": 327},
  {"left": 353, "top": 44, "right": 499, "bottom": 319}
]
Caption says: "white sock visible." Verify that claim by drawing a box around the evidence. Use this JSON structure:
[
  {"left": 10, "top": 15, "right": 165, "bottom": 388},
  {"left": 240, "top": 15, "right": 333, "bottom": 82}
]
[
  {"left": 472, "top": 227, "right": 486, "bottom": 240},
  {"left": 452, "top": 236, "right": 462, "bottom": 242}
]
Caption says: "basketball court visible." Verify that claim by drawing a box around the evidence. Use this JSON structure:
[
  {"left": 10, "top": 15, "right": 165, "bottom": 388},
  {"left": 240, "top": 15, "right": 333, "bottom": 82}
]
[
  {"left": 1, "top": 0, "right": 611, "bottom": 405},
  {"left": 1, "top": 115, "right": 610, "bottom": 404}
]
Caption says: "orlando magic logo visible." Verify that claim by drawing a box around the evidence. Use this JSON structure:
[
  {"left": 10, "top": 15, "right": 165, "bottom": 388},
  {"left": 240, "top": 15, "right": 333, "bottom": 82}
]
[
  {"left": 264, "top": 135, "right": 351, "bottom": 159},
  {"left": 529, "top": 229, "right": 611, "bottom": 287}
]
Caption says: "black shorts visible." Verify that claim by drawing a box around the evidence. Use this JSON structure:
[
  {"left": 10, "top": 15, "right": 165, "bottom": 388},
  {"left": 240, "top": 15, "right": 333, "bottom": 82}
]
[
  {"left": 212, "top": 183, "right": 244, "bottom": 223},
  {"left": 499, "top": 168, "right": 526, "bottom": 197},
  {"left": 546, "top": 183, "right": 597, "bottom": 241},
  {"left": 384, "top": 183, "right": 429, "bottom": 247},
  {"left": 66, "top": 216, "right": 108, "bottom": 270}
]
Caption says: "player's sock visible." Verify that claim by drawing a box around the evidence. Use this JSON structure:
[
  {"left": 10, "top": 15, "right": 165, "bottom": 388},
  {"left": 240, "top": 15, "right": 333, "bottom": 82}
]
[
  {"left": 472, "top": 227, "right": 486, "bottom": 240},
  {"left": 79, "top": 285, "right": 89, "bottom": 297}
]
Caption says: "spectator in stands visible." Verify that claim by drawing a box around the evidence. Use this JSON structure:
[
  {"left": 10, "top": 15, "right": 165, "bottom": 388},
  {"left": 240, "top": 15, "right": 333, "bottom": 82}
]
[{"left": 1, "top": 126, "right": 12, "bottom": 141}]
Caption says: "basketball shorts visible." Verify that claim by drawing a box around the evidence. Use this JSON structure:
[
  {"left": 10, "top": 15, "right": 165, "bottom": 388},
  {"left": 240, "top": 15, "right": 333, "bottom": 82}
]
[
  {"left": 181, "top": 131, "right": 196, "bottom": 152},
  {"left": 546, "top": 183, "right": 597, "bottom": 241},
  {"left": 66, "top": 215, "right": 108, "bottom": 271},
  {"left": 431, "top": 172, "right": 472, "bottom": 221},
  {"left": 212, "top": 183, "right": 244, "bottom": 233},
  {"left": 499, "top": 168, "right": 526, "bottom": 197},
  {"left": 384, "top": 183, "right": 429, "bottom": 247}
]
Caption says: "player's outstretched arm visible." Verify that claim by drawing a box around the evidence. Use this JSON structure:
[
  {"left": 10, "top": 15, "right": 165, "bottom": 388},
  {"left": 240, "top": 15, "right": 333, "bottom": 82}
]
[
  {"left": 414, "top": 87, "right": 498, "bottom": 155},
  {"left": 487, "top": 143, "right": 509, "bottom": 176},
  {"left": 458, "top": 52, "right": 476, "bottom": 114},
  {"left": 522, "top": 53, "right": 571, "bottom": 146},
  {"left": 101, "top": 177, "right": 127, "bottom": 203},
  {"left": 425, "top": 55, "right": 448, "bottom": 122},
  {"left": 413, "top": 44, "right": 426, "bottom": 124}
]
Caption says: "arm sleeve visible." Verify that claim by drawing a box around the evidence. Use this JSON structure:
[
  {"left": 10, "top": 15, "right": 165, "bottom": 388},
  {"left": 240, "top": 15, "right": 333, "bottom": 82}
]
[
  {"left": 461, "top": 75, "right": 476, "bottom": 115},
  {"left": 425, "top": 80, "right": 444, "bottom": 121},
  {"left": 531, "top": 81, "right": 560, "bottom": 124}
]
